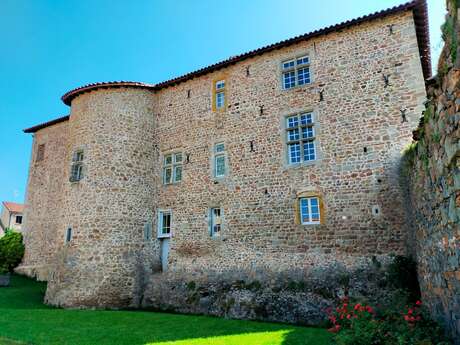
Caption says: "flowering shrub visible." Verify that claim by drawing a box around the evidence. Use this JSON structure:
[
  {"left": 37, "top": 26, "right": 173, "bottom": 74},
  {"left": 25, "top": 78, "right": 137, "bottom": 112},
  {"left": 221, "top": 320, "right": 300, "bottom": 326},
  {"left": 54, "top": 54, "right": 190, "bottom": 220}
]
[{"left": 327, "top": 299, "right": 451, "bottom": 345}]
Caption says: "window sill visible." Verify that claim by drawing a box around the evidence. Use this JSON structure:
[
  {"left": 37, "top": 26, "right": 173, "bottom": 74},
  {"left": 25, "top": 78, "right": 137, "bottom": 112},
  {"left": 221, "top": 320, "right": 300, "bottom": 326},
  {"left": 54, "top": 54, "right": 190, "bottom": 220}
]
[
  {"left": 301, "top": 222, "right": 321, "bottom": 226},
  {"left": 157, "top": 234, "right": 171, "bottom": 239},
  {"left": 282, "top": 81, "right": 315, "bottom": 92},
  {"left": 286, "top": 160, "right": 318, "bottom": 169},
  {"left": 163, "top": 182, "right": 182, "bottom": 187},
  {"left": 212, "top": 175, "right": 227, "bottom": 183}
]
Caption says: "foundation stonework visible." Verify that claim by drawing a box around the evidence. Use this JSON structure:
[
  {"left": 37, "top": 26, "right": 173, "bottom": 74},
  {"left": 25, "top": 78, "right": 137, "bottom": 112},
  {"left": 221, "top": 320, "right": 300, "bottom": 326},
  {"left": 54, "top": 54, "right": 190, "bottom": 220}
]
[{"left": 20, "top": 3, "right": 429, "bottom": 323}]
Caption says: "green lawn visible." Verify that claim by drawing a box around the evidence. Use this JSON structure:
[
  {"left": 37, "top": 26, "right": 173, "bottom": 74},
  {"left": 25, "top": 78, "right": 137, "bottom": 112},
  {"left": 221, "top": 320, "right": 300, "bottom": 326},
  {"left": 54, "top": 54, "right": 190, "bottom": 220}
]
[{"left": 0, "top": 275, "right": 331, "bottom": 345}]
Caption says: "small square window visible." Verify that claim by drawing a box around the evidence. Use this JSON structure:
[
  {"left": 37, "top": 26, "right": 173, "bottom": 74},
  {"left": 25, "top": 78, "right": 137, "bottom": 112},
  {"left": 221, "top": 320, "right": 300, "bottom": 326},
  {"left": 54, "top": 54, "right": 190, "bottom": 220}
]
[
  {"left": 283, "top": 59, "right": 295, "bottom": 69},
  {"left": 15, "top": 215, "right": 22, "bottom": 224},
  {"left": 296, "top": 56, "right": 309, "bottom": 65},
  {"left": 300, "top": 197, "right": 320, "bottom": 224},
  {"left": 215, "top": 143, "right": 225, "bottom": 153},
  {"left": 216, "top": 80, "right": 225, "bottom": 90},
  {"left": 282, "top": 55, "right": 311, "bottom": 89}
]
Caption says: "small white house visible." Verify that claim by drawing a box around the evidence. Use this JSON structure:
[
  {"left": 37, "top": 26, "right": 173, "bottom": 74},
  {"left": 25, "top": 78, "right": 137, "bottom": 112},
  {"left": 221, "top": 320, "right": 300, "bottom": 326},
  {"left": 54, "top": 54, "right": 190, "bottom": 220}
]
[{"left": 0, "top": 201, "right": 24, "bottom": 236}]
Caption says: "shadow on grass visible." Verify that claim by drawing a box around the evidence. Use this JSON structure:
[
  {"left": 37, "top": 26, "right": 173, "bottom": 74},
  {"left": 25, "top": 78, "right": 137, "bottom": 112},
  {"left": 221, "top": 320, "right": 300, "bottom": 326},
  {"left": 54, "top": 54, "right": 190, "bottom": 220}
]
[{"left": 0, "top": 275, "right": 331, "bottom": 345}]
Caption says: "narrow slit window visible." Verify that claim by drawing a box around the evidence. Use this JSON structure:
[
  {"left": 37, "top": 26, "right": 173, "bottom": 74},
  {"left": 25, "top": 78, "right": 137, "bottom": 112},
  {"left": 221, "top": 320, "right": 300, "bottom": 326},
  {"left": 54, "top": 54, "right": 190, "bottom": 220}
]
[
  {"left": 214, "top": 143, "right": 226, "bottom": 177},
  {"left": 70, "top": 150, "right": 84, "bottom": 182},
  {"left": 213, "top": 79, "right": 226, "bottom": 111},
  {"left": 210, "top": 207, "right": 222, "bottom": 237},
  {"left": 65, "top": 227, "right": 72, "bottom": 243},
  {"left": 36, "top": 144, "right": 45, "bottom": 162}
]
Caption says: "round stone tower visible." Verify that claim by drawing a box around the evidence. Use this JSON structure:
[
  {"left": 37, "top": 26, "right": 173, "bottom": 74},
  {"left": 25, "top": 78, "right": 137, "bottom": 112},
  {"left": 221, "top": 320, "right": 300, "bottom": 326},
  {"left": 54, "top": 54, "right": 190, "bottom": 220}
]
[{"left": 45, "top": 82, "right": 159, "bottom": 307}]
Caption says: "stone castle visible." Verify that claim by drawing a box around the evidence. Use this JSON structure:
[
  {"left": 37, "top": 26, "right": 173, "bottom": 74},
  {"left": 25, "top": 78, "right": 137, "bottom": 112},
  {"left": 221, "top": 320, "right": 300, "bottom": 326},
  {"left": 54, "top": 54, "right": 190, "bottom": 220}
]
[{"left": 18, "top": 0, "right": 433, "bottom": 324}]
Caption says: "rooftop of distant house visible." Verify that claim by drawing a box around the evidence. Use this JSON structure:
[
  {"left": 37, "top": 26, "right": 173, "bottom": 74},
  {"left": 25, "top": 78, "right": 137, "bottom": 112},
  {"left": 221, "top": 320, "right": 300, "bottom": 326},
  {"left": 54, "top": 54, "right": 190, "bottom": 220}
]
[{"left": 2, "top": 202, "right": 24, "bottom": 214}]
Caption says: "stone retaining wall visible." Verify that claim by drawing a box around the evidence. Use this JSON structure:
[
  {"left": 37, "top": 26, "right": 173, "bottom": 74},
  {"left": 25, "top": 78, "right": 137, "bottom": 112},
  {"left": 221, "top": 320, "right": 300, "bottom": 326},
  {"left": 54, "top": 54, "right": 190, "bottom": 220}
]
[{"left": 404, "top": 1, "right": 460, "bottom": 341}]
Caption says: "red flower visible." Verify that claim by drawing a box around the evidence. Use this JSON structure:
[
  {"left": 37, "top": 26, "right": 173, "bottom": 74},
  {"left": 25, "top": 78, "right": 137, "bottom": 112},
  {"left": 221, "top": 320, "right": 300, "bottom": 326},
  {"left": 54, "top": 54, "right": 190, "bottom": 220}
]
[
  {"left": 327, "top": 324, "right": 341, "bottom": 333},
  {"left": 416, "top": 300, "right": 422, "bottom": 306},
  {"left": 366, "top": 306, "right": 374, "bottom": 313},
  {"left": 354, "top": 303, "right": 361, "bottom": 310}
]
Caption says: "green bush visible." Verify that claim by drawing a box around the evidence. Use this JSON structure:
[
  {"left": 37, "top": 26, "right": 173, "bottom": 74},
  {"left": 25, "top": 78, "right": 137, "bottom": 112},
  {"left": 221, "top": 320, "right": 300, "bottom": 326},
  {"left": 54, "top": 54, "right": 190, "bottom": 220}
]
[{"left": 0, "top": 229, "right": 25, "bottom": 274}]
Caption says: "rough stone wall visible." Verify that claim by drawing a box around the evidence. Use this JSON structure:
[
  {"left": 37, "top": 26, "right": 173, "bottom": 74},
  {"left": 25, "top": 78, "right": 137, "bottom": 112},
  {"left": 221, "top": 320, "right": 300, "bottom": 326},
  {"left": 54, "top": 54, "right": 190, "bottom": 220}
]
[
  {"left": 44, "top": 88, "right": 159, "bottom": 307},
  {"left": 22, "top": 10, "right": 427, "bottom": 323},
  {"left": 149, "top": 10, "right": 425, "bottom": 277},
  {"left": 17, "top": 121, "right": 69, "bottom": 281},
  {"left": 141, "top": 11, "right": 426, "bottom": 321},
  {"left": 404, "top": 1, "right": 460, "bottom": 342}
]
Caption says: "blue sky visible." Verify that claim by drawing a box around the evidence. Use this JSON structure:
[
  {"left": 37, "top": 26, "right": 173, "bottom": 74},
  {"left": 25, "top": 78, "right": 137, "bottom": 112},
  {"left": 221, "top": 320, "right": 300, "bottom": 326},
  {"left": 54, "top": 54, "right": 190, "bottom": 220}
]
[{"left": 0, "top": 0, "right": 446, "bottom": 203}]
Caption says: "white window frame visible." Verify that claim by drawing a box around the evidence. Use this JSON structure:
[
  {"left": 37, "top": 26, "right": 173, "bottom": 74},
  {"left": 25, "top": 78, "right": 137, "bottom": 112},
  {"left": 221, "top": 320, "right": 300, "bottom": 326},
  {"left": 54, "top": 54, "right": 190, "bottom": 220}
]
[
  {"left": 163, "top": 152, "right": 183, "bottom": 185},
  {"left": 216, "top": 91, "right": 225, "bottom": 109},
  {"left": 209, "top": 207, "right": 222, "bottom": 237},
  {"left": 299, "top": 197, "right": 321, "bottom": 225},
  {"left": 214, "top": 79, "right": 226, "bottom": 110},
  {"left": 70, "top": 150, "right": 84, "bottom": 182},
  {"left": 213, "top": 143, "right": 226, "bottom": 178},
  {"left": 157, "top": 210, "right": 172, "bottom": 238},
  {"left": 286, "top": 112, "right": 316, "bottom": 164},
  {"left": 282, "top": 55, "right": 311, "bottom": 89}
]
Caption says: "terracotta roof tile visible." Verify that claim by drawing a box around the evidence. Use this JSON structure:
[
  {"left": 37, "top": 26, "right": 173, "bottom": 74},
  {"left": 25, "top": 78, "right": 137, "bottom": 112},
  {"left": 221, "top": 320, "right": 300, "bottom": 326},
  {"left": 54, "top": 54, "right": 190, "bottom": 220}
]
[
  {"left": 23, "top": 115, "right": 70, "bottom": 133},
  {"left": 3, "top": 202, "right": 24, "bottom": 213},
  {"left": 26, "top": 0, "right": 430, "bottom": 133},
  {"left": 61, "top": 81, "right": 154, "bottom": 106}
]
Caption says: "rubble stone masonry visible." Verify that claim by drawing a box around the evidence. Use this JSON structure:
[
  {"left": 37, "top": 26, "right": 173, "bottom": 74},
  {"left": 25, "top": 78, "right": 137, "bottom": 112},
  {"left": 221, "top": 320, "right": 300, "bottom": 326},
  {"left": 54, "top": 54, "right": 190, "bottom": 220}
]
[
  {"left": 404, "top": 0, "right": 460, "bottom": 342},
  {"left": 20, "top": 8, "right": 427, "bottom": 323}
]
